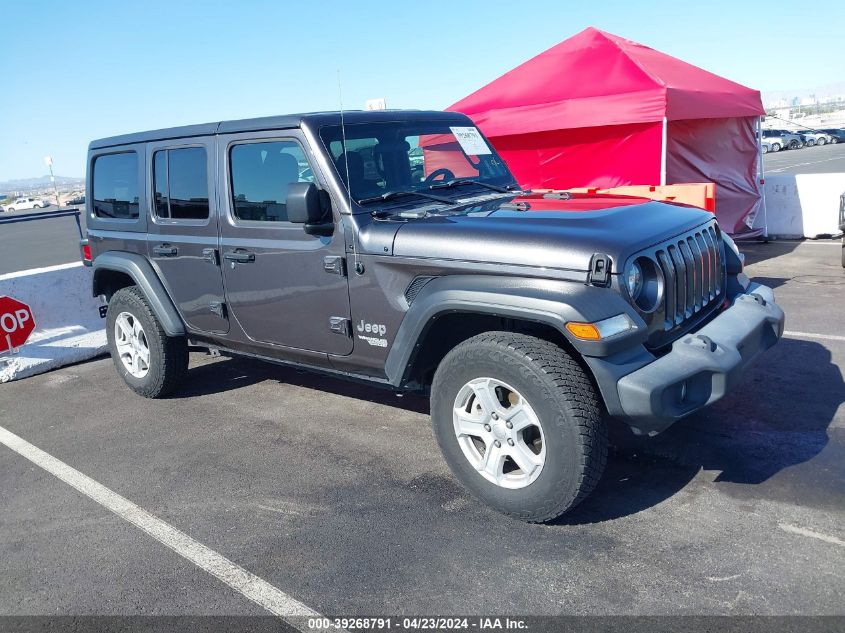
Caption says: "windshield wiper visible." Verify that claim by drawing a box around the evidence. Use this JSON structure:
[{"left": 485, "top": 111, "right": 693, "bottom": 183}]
[
  {"left": 429, "top": 179, "right": 516, "bottom": 193},
  {"left": 357, "top": 190, "right": 457, "bottom": 205}
]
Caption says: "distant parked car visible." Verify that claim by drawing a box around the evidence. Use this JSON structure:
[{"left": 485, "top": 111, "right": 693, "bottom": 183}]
[
  {"left": 769, "top": 129, "right": 804, "bottom": 149},
  {"left": 796, "top": 132, "right": 816, "bottom": 147},
  {"left": 2, "top": 197, "right": 49, "bottom": 212},
  {"left": 820, "top": 129, "right": 845, "bottom": 144},
  {"left": 65, "top": 195, "right": 85, "bottom": 207},
  {"left": 798, "top": 130, "right": 831, "bottom": 146},
  {"left": 761, "top": 131, "right": 784, "bottom": 152}
]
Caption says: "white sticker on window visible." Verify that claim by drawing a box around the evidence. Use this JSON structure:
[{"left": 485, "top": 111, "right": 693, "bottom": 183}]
[{"left": 449, "top": 126, "right": 492, "bottom": 155}]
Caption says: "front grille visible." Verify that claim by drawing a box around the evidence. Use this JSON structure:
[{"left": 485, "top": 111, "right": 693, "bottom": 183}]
[
  {"left": 636, "top": 222, "right": 726, "bottom": 348},
  {"left": 656, "top": 224, "right": 723, "bottom": 329}
]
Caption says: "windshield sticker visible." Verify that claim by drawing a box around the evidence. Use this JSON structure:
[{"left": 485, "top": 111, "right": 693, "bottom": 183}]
[{"left": 450, "top": 127, "right": 492, "bottom": 155}]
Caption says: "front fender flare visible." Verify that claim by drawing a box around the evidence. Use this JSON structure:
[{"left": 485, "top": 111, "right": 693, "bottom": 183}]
[
  {"left": 384, "top": 275, "right": 646, "bottom": 386},
  {"left": 93, "top": 251, "right": 185, "bottom": 337}
]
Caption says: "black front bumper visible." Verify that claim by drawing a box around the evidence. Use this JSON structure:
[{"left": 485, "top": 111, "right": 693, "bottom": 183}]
[{"left": 588, "top": 282, "right": 784, "bottom": 435}]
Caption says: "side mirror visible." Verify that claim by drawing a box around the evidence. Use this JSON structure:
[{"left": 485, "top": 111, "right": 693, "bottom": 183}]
[{"left": 287, "top": 182, "right": 333, "bottom": 235}]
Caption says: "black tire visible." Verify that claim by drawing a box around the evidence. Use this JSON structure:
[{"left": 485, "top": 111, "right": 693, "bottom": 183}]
[
  {"left": 841, "top": 242, "right": 844, "bottom": 268},
  {"left": 831, "top": 137, "right": 839, "bottom": 145},
  {"left": 806, "top": 139, "right": 815, "bottom": 147},
  {"left": 106, "top": 286, "right": 188, "bottom": 398},
  {"left": 771, "top": 143, "right": 781, "bottom": 152},
  {"left": 789, "top": 139, "right": 801, "bottom": 150},
  {"left": 430, "top": 332, "right": 607, "bottom": 523},
  {"left": 7, "top": 207, "right": 14, "bottom": 212},
  {"left": 818, "top": 138, "right": 826, "bottom": 146}
]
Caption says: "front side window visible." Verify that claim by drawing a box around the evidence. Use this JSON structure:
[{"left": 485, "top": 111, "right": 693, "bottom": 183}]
[
  {"left": 152, "top": 147, "right": 209, "bottom": 220},
  {"left": 229, "top": 140, "right": 314, "bottom": 222},
  {"left": 93, "top": 152, "right": 139, "bottom": 219}
]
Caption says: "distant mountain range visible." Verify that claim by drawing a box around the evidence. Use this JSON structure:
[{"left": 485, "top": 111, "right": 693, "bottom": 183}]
[{"left": 0, "top": 174, "right": 84, "bottom": 191}]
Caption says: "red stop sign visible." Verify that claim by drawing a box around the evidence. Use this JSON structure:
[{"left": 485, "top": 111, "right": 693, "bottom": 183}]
[{"left": 0, "top": 296, "right": 36, "bottom": 353}]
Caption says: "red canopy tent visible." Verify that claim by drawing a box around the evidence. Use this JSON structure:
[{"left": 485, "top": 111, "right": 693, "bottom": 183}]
[{"left": 448, "top": 27, "right": 766, "bottom": 235}]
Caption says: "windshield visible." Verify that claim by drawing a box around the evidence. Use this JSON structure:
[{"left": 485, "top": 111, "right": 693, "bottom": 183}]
[{"left": 319, "top": 121, "right": 516, "bottom": 205}]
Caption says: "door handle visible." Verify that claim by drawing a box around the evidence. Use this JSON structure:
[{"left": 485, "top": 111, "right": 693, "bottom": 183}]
[
  {"left": 153, "top": 244, "right": 178, "bottom": 257},
  {"left": 223, "top": 250, "right": 255, "bottom": 264}
]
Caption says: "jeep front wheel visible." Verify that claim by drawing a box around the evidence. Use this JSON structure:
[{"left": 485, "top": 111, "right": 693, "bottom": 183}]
[
  {"left": 106, "top": 286, "right": 188, "bottom": 398},
  {"left": 431, "top": 332, "right": 607, "bottom": 523}
]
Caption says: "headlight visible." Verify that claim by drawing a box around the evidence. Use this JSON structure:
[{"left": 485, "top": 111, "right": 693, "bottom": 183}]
[
  {"left": 722, "top": 233, "right": 744, "bottom": 273},
  {"left": 626, "top": 257, "right": 663, "bottom": 313},
  {"left": 625, "top": 261, "right": 643, "bottom": 299}
]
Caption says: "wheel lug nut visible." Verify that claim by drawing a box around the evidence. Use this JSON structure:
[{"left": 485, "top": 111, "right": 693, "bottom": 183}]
[
  {"left": 494, "top": 440, "right": 501, "bottom": 447},
  {"left": 484, "top": 424, "right": 491, "bottom": 432},
  {"left": 491, "top": 413, "right": 499, "bottom": 420},
  {"left": 505, "top": 421, "right": 513, "bottom": 429},
  {"left": 507, "top": 439, "right": 514, "bottom": 446}
]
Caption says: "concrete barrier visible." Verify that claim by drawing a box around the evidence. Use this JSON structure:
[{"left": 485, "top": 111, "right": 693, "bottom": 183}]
[
  {"left": 756, "top": 173, "right": 845, "bottom": 238},
  {"left": 0, "top": 262, "right": 106, "bottom": 383}
]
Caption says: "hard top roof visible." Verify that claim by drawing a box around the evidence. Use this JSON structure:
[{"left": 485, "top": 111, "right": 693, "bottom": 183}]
[{"left": 89, "top": 110, "right": 470, "bottom": 150}]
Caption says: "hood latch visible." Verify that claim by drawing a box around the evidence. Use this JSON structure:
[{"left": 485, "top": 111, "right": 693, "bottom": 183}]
[{"left": 587, "top": 253, "right": 612, "bottom": 287}]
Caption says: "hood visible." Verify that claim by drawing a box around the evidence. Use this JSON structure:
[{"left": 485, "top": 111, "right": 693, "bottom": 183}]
[{"left": 390, "top": 194, "right": 715, "bottom": 272}]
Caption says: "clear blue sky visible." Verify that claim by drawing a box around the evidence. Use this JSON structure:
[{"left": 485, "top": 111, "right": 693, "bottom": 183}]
[{"left": 1, "top": 0, "right": 842, "bottom": 180}]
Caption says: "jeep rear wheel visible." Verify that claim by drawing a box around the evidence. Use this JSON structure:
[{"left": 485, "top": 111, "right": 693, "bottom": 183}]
[
  {"left": 106, "top": 286, "right": 188, "bottom": 398},
  {"left": 431, "top": 332, "right": 607, "bottom": 523}
]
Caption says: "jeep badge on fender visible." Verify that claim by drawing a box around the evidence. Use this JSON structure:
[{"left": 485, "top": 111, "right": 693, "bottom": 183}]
[{"left": 83, "top": 110, "right": 784, "bottom": 523}]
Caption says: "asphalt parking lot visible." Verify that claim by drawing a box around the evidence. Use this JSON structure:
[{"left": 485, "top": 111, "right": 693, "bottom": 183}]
[
  {"left": 763, "top": 141, "right": 845, "bottom": 174},
  {"left": 0, "top": 240, "right": 843, "bottom": 621},
  {"left": 0, "top": 205, "right": 86, "bottom": 274}
]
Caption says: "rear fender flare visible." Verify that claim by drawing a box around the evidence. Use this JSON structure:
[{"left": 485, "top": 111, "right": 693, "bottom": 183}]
[{"left": 92, "top": 251, "right": 185, "bottom": 337}]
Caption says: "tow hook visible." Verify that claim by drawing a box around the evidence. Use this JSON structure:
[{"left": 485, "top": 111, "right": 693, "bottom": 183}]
[
  {"left": 685, "top": 334, "right": 717, "bottom": 352},
  {"left": 742, "top": 293, "right": 767, "bottom": 307}
]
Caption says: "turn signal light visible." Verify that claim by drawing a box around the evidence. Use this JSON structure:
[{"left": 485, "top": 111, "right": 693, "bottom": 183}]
[
  {"left": 566, "top": 314, "right": 636, "bottom": 341},
  {"left": 565, "top": 322, "right": 601, "bottom": 340}
]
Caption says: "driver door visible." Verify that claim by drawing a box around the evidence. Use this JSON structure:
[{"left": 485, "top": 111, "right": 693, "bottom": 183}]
[{"left": 217, "top": 130, "right": 353, "bottom": 356}]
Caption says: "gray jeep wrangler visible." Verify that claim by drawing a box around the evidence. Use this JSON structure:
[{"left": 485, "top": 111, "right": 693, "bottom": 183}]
[{"left": 81, "top": 110, "right": 784, "bottom": 522}]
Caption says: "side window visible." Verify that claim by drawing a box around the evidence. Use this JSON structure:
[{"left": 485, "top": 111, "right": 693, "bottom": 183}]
[
  {"left": 152, "top": 147, "right": 209, "bottom": 220},
  {"left": 229, "top": 140, "right": 314, "bottom": 223},
  {"left": 93, "top": 152, "right": 139, "bottom": 219},
  {"left": 153, "top": 151, "right": 168, "bottom": 217}
]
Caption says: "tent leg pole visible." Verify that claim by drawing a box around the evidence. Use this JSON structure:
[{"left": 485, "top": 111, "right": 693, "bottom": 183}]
[
  {"left": 757, "top": 116, "right": 769, "bottom": 239},
  {"left": 660, "top": 116, "right": 667, "bottom": 186}
]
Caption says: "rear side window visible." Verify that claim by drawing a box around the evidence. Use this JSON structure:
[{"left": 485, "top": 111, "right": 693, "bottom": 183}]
[
  {"left": 229, "top": 140, "right": 314, "bottom": 222},
  {"left": 93, "top": 152, "right": 139, "bottom": 219},
  {"left": 152, "top": 147, "right": 209, "bottom": 220}
]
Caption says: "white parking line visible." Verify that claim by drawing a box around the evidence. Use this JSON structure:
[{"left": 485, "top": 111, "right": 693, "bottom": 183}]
[
  {"left": 784, "top": 330, "right": 845, "bottom": 343},
  {"left": 765, "top": 155, "right": 845, "bottom": 172},
  {"left": 779, "top": 523, "right": 845, "bottom": 547},
  {"left": 0, "top": 424, "right": 320, "bottom": 627}
]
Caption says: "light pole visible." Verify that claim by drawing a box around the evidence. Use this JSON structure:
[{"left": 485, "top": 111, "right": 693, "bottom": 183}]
[{"left": 44, "top": 155, "right": 61, "bottom": 208}]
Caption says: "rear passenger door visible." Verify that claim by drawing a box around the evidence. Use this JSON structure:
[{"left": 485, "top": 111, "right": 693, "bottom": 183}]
[{"left": 146, "top": 138, "right": 229, "bottom": 333}]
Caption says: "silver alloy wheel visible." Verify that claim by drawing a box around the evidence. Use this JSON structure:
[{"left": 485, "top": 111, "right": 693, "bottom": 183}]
[
  {"left": 114, "top": 311, "right": 151, "bottom": 378},
  {"left": 452, "top": 377, "right": 546, "bottom": 489}
]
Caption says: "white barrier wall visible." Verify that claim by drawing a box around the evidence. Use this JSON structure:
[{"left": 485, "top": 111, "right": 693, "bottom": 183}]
[
  {"left": 0, "top": 262, "right": 106, "bottom": 383},
  {"left": 756, "top": 173, "right": 845, "bottom": 238}
]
